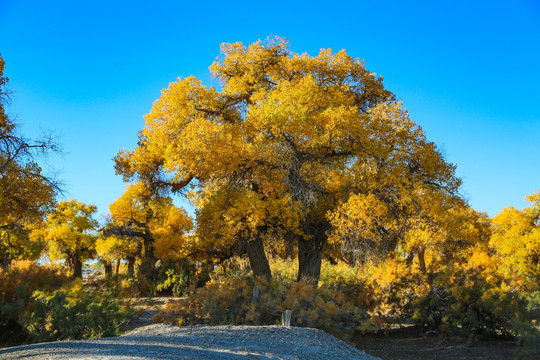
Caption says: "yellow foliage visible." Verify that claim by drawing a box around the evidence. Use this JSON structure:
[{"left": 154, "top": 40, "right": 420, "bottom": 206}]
[
  {"left": 115, "top": 36, "right": 462, "bottom": 282},
  {"left": 44, "top": 200, "right": 98, "bottom": 276},
  {"left": 491, "top": 191, "right": 540, "bottom": 290},
  {"left": 102, "top": 182, "right": 193, "bottom": 264}
]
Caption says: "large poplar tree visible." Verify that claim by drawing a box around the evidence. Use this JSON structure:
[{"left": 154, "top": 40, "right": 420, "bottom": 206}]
[{"left": 115, "top": 37, "right": 462, "bottom": 283}]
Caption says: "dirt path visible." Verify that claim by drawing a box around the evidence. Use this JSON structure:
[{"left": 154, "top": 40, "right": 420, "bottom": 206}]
[{"left": 125, "top": 297, "right": 174, "bottom": 331}]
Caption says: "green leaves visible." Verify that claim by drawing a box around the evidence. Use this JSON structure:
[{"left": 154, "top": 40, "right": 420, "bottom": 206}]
[{"left": 25, "top": 280, "right": 130, "bottom": 341}]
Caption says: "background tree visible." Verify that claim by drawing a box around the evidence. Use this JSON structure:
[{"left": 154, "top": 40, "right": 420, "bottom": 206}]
[
  {"left": 491, "top": 191, "right": 540, "bottom": 291},
  {"left": 114, "top": 37, "right": 462, "bottom": 283},
  {"left": 101, "top": 182, "right": 192, "bottom": 278},
  {"left": 0, "top": 54, "right": 60, "bottom": 269},
  {"left": 95, "top": 232, "right": 138, "bottom": 278},
  {"left": 44, "top": 200, "right": 98, "bottom": 279}
]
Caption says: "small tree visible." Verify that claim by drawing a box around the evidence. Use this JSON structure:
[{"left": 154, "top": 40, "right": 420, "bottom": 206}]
[
  {"left": 45, "top": 200, "right": 98, "bottom": 279},
  {"left": 100, "top": 182, "right": 192, "bottom": 279}
]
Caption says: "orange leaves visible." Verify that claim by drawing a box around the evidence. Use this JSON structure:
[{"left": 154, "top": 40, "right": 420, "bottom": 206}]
[
  {"left": 109, "top": 182, "right": 149, "bottom": 224},
  {"left": 152, "top": 205, "right": 193, "bottom": 260}
]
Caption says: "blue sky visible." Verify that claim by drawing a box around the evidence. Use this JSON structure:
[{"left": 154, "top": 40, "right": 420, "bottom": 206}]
[{"left": 1, "top": 0, "right": 539, "bottom": 218}]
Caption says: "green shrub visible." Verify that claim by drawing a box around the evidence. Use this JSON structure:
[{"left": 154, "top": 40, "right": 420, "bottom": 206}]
[
  {"left": 151, "top": 259, "right": 193, "bottom": 297},
  {"left": 400, "top": 255, "right": 540, "bottom": 358},
  {"left": 0, "top": 262, "right": 69, "bottom": 345},
  {"left": 25, "top": 280, "right": 131, "bottom": 341},
  {"left": 149, "top": 259, "right": 210, "bottom": 297}
]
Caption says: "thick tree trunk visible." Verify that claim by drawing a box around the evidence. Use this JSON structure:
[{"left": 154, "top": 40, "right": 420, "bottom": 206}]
[
  {"left": 418, "top": 249, "right": 426, "bottom": 273},
  {"left": 141, "top": 206, "right": 156, "bottom": 279},
  {"left": 72, "top": 258, "right": 83, "bottom": 279},
  {"left": 246, "top": 237, "right": 272, "bottom": 281},
  {"left": 143, "top": 233, "right": 156, "bottom": 274},
  {"left": 297, "top": 236, "right": 323, "bottom": 284},
  {"left": 1, "top": 252, "right": 11, "bottom": 271},
  {"left": 137, "top": 226, "right": 156, "bottom": 282},
  {"left": 104, "top": 260, "right": 112, "bottom": 279},
  {"left": 2, "top": 234, "right": 13, "bottom": 270},
  {"left": 284, "top": 231, "right": 296, "bottom": 260},
  {"left": 296, "top": 220, "right": 329, "bottom": 285}
]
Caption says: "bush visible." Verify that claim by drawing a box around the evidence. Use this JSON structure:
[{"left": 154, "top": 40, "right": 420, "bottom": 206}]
[
  {"left": 365, "top": 259, "right": 429, "bottom": 324},
  {"left": 0, "top": 262, "right": 69, "bottom": 345},
  {"left": 150, "top": 259, "right": 210, "bottom": 297},
  {"left": 410, "top": 252, "right": 539, "bottom": 343},
  {"left": 25, "top": 280, "right": 131, "bottom": 341},
  {"left": 156, "top": 275, "right": 371, "bottom": 338},
  {"left": 369, "top": 252, "right": 539, "bottom": 357},
  {"left": 0, "top": 261, "right": 68, "bottom": 296},
  {"left": 0, "top": 263, "right": 131, "bottom": 345}
]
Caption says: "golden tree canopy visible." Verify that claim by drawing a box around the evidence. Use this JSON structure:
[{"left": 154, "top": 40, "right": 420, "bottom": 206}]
[{"left": 115, "top": 37, "right": 463, "bottom": 280}]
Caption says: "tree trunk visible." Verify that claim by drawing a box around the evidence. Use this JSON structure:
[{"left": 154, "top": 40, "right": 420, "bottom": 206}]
[
  {"left": 2, "top": 234, "right": 12, "bottom": 270},
  {"left": 141, "top": 205, "right": 156, "bottom": 279},
  {"left": 127, "top": 257, "right": 135, "bottom": 277},
  {"left": 296, "top": 220, "right": 329, "bottom": 285},
  {"left": 104, "top": 260, "right": 112, "bottom": 279},
  {"left": 115, "top": 259, "right": 121, "bottom": 278},
  {"left": 141, "top": 230, "right": 156, "bottom": 279},
  {"left": 72, "top": 258, "right": 83, "bottom": 279},
  {"left": 284, "top": 231, "right": 296, "bottom": 260},
  {"left": 1, "top": 252, "right": 11, "bottom": 271},
  {"left": 246, "top": 237, "right": 272, "bottom": 281},
  {"left": 418, "top": 249, "right": 426, "bottom": 273},
  {"left": 297, "top": 236, "right": 323, "bottom": 284}
]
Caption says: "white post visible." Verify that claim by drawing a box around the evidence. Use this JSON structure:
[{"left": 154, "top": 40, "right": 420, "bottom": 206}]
[{"left": 282, "top": 309, "right": 292, "bottom": 327}]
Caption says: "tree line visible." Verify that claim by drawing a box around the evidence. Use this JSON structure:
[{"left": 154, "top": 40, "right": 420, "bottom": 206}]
[
  {"left": 1, "top": 38, "right": 538, "bottom": 288},
  {"left": 1, "top": 39, "right": 538, "bottom": 353},
  {"left": 1, "top": 38, "right": 539, "bottom": 343}
]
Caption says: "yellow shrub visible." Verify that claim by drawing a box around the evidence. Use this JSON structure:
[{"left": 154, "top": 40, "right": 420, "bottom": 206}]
[{"left": 156, "top": 273, "right": 371, "bottom": 339}]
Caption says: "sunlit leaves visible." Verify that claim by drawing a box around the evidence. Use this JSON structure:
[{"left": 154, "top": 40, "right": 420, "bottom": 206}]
[
  {"left": 100, "top": 182, "right": 193, "bottom": 265},
  {"left": 491, "top": 192, "right": 540, "bottom": 289},
  {"left": 44, "top": 200, "right": 98, "bottom": 277},
  {"left": 115, "top": 37, "right": 463, "bottom": 280}
]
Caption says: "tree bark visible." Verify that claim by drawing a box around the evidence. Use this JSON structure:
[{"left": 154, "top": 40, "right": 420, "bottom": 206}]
[
  {"left": 142, "top": 231, "right": 156, "bottom": 277},
  {"left": 104, "top": 260, "right": 112, "bottom": 279},
  {"left": 127, "top": 257, "right": 135, "bottom": 277},
  {"left": 246, "top": 236, "right": 272, "bottom": 281},
  {"left": 297, "top": 236, "right": 323, "bottom": 284},
  {"left": 72, "top": 258, "right": 83, "bottom": 279},
  {"left": 1, "top": 252, "right": 11, "bottom": 271},
  {"left": 115, "top": 258, "right": 121, "bottom": 278},
  {"left": 141, "top": 205, "right": 156, "bottom": 279},
  {"left": 296, "top": 220, "right": 329, "bottom": 285},
  {"left": 418, "top": 249, "right": 426, "bottom": 273}
]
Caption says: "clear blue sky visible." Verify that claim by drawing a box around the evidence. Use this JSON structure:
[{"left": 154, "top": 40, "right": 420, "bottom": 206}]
[{"left": 1, "top": 0, "right": 539, "bottom": 219}]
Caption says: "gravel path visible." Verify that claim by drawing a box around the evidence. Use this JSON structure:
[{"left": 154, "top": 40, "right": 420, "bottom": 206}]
[{"left": 0, "top": 324, "right": 380, "bottom": 359}]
